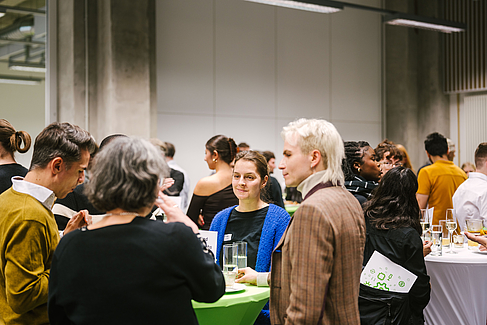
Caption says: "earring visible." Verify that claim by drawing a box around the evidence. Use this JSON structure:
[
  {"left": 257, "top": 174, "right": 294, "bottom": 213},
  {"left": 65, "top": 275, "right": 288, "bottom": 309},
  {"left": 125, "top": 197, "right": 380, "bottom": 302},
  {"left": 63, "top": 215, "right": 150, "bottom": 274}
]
[
  {"left": 357, "top": 167, "right": 361, "bottom": 173},
  {"left": 212, "top": 158, "right": 217, "bottom": 163}
]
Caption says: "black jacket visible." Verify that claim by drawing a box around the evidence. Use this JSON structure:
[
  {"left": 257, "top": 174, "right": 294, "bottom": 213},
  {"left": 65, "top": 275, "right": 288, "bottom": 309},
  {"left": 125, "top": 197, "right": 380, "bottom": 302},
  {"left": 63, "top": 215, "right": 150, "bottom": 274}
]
[{"left": 359, "top": 217, "right": 430, "bottom": 324}]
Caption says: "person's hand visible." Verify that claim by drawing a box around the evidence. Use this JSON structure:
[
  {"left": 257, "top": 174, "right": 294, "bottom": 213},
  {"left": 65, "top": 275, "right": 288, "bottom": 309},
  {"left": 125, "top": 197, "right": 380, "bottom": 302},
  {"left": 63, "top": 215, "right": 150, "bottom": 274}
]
[
  {"left": 155, "top": 192, "right": 199, "bottom": 234},
  {"left": 64, "top": 210, "right": 92, "bottom": 235},
  {"left": 423, "top": 240, "right": 432, "bottom": 257},
  {"left": 464, "top": 232, "right": 487, "bottom": 251},
  {"left": 236, "top": 267, "right": 258, "bottom": 285},
  {"left": 160, "top": 178, "right": 175, "bottom": 192},
  {"left": 198, "top": 214, "right": 205, "bottom": 227}
]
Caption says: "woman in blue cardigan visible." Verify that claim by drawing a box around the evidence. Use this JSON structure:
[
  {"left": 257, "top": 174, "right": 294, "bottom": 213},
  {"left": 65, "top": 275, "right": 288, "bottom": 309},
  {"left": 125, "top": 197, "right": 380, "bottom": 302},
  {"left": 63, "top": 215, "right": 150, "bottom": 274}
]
[{"left": 210, "top": 150, "right": 290, "bottom": 325}]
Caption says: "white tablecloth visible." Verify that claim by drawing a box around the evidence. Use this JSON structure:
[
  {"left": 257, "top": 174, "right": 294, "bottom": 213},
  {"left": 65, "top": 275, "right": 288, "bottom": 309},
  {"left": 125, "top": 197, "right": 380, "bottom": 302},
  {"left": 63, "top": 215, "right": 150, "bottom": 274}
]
[{"left": 424, "top": 245, "right": 487, "bottom": 325}]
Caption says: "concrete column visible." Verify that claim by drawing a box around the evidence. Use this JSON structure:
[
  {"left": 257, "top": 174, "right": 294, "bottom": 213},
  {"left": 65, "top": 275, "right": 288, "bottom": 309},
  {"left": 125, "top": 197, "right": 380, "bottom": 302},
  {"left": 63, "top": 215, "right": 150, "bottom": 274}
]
[
  {"left": 56, "top": 0, "right": 156, "bottom": 142},
  {"left": 385, "top": 0, "right": 450, "bottom": 170}
]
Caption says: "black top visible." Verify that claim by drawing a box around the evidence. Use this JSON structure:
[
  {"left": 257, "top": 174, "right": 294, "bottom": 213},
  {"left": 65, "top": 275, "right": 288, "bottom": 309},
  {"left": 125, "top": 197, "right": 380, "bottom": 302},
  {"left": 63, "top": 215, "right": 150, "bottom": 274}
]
[
  {"left": 187, "top": 184, "right": 239, "bottom": 230},
  {"left": 285, "top": 186, "right": 302, "bottom": 203},
  {"left": 48, "top": 217, "right": 225, "bottom": 325},
  {"left": 54, "top": 183, "right": 102, "bottom": 230},
  {"left": 220, "top": 206, "right": 269, "bottom": 269},
  {"left": 164, "top": 168, "right": 185, "bottom": 196},
  {"left": 264, "top": 176, "right": 284, "bottom": 208},
  {"left": 344, "top": 175, "right": 378, "bottom": 206},
  {"left": 0, "top": 163, "right": 28, "bottom": 194},
  {"left": 361, "top": 216, "right": 430, "bottom": 320}
]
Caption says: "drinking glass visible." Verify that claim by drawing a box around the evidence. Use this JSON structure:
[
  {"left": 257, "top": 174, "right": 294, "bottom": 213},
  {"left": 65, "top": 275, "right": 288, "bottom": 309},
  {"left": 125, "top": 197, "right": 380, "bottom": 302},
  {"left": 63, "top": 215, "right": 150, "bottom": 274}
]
[
  {"left": 453, "top": 234, "right": 464, "bottom": 248},
  {"left": 439, "top": 220, "right": 450, "bottom": 246},
  {"left": 430, "top": 225, "right": 442, "bottom": 256},
  {"left": 420, "top": 209, "right": 430, "bottom": 242},
  {"left": 222, "top": 244, "right": 238, "bottom": 286},
  {"left": 445, "top": 209, "right": 457, "bottom": 254},
  {"left": 235, "top": 241, "right": 247, "bottom": 269},
  {"left": 466, "top": 219, "right": 483, "bottom": 250}
]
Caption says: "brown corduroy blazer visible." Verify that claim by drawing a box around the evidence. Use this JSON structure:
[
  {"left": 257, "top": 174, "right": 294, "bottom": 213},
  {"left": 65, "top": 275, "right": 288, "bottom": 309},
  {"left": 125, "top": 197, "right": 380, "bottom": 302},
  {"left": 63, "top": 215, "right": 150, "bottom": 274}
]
[{"left": 269, "top": 185, "right": 365, "bottom": 325}]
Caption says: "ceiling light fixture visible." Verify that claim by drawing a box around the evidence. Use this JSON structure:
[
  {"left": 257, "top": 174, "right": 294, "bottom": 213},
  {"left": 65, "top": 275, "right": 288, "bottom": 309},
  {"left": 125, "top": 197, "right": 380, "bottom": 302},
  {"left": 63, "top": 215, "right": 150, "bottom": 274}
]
[
  {"left": 244, "top": 0, "right": 465, "bottom": 33},
  {"left": 244, "top": 0, "right": 343, "bottom": 14},
  {"left": 0, "top": 75, "right": 42, "bottom": 85},
  {"left": 0, "top": 7, "right": 6, "bottom": 18},
  {"left": 383, "top": 13, "right": 466, "bottom": 33},
  {"left": 8, "top": 61, "right": 46, "bottom": 73}
]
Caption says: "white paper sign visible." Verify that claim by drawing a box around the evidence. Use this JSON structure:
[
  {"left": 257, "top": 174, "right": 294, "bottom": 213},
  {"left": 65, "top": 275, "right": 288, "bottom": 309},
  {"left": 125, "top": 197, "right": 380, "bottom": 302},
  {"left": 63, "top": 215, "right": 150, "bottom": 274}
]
[
  {"left": 199, "top": 230, "right": 218, "bottom": 258},
  {"left": 427, "top": 207, "right": 434, "bottom": 224},
  {"left": 360, "top": 251, "right": 417, "bottom": 293}
]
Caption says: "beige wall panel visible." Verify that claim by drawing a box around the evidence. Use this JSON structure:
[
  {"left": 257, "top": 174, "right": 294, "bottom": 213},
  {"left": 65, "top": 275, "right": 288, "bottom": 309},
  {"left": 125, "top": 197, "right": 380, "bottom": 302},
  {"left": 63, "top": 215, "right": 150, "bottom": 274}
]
[
  {"left": 276, "top": 8, "right": 330, "bottom": 120},
  {"left": 157, "top": 0, "right": 214, "bottom": 114},
  {"left": 215, "top": 0, "right": 275, "bottom": 117}
]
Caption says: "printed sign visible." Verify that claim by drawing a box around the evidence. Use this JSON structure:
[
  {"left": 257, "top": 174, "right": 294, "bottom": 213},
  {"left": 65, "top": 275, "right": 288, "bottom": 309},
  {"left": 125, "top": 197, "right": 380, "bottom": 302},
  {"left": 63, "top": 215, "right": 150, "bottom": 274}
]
[
  {"left": 199, "top": 230, "right": 218, "bottom": 259},
  {"left": 360, "top": 251, "right": 417, "bottom": 293}
]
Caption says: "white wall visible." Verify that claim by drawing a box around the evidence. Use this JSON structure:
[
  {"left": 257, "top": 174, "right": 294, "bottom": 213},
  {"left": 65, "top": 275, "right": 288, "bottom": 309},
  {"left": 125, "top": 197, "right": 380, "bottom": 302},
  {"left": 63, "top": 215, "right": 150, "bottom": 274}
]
[
  {"left": 0, "top": 61, "right": 45, "bottom": 169},
  {"left": 156, "top": 0, "right": 383, "bottom": 193}
]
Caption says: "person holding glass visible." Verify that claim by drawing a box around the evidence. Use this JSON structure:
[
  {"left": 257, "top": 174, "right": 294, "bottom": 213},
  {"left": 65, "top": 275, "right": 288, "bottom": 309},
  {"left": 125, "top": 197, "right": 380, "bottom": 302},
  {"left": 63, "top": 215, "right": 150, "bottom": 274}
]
[
  {"left": 359, "top": 166, "right": 430, "bottom": 324},
  {"left": 342, "top": 141, "right": 382, "bottom": 205},
  {"left": 48, "top": 137, "right": 225, "bottom": 325},
  {"left": 187, "top": 135, "right": 239, "bottom": 230},
  {"left": 210, "top": 150, "right": 290, "bottom": 325}
]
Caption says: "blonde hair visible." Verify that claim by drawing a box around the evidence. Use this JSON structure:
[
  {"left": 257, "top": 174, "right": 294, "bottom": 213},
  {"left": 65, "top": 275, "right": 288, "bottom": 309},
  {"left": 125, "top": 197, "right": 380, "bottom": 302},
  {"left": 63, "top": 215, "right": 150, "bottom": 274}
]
[
  {"left": 396, "top": 144, "right": 415, "bottom": 174},
  {"left": 281, "top": 118, "right": 344, "bottom": 186}
]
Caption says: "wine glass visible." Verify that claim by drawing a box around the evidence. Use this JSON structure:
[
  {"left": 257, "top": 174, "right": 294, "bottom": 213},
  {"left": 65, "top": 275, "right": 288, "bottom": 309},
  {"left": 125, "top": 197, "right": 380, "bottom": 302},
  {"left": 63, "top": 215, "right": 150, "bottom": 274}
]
[
  {"left": 420, "top": 209, "right": 430, "bottom": 242},
  {"left": 445, "top": 209, "right": 457, "bottom": 254}
]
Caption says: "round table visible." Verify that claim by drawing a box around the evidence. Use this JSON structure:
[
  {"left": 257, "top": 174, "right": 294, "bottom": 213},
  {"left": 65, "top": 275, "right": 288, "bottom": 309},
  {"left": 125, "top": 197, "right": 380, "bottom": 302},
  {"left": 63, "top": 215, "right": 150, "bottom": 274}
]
[
  {"left": 192, "top": 284, "right": 270, "bottom": 325},
  {"left": 424, "top": 244, "right": 487, "bottom": 325},
  {"left": 285, "top": 204, "right": 299, "bottom": 217}
]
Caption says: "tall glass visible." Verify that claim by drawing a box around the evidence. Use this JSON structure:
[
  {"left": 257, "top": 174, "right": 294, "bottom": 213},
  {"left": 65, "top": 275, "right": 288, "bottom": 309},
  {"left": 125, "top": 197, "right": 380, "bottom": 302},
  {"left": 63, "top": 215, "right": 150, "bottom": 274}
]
[
  {"left": 445, "top": 209, "right": 457, "bottom": 254},
  {"left": 420, "top": 209, "right": 430, "bottom": 242},
  {"left": 430, "top": 225, "right": 443, "bottom": 256},
  {"left": 235, "top": 241, "right": 247, "bottom": 269},
  {"left": 222, "top": 244, "right": 238, "bottom": 286}
]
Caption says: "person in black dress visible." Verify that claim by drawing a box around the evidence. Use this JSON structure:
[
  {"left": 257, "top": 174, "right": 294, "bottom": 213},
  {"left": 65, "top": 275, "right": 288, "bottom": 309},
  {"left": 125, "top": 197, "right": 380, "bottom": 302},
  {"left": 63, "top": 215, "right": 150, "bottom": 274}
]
[
  {"left": 0, "top": 119, "right": 31, "bottom": 194},
  {"left": 187, "top": 135, "right": 239, "bottom": 230},
  {"left": 359, "top": 167, "right": 430, "bottom": 324},
  {"left": 48, "top": 137, "right": 225, "bottom": 325}
]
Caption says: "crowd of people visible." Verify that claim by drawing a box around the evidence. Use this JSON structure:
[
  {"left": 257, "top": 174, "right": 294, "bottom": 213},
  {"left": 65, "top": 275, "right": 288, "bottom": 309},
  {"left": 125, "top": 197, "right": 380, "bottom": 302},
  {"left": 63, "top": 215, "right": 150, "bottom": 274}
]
[{"left": 0, "top": 117, "right": 485, "bottom": 325}]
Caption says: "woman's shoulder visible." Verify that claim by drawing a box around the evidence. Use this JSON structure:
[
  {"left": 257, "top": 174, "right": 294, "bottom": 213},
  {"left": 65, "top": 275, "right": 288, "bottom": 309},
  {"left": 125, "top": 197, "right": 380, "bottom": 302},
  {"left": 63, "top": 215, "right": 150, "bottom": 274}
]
[{"left": 193, "top": 175, "right": 221, "bottom": 196}]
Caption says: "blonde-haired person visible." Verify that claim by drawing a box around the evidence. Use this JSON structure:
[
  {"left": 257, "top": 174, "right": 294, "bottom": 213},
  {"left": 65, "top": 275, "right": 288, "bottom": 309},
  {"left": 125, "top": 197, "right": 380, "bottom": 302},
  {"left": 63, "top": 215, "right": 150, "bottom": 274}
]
[
  {"left": 396, "top": 143, "right": 415, "bottom": 174},
  {"left": 461, "top": 161, "right": 476, "bottom": 176},
  {"left": 0, "top": 119, "right": 31, "bottom": 194},
  {"left": 238, "top": 118, "right": 365, "bottom": 325}
]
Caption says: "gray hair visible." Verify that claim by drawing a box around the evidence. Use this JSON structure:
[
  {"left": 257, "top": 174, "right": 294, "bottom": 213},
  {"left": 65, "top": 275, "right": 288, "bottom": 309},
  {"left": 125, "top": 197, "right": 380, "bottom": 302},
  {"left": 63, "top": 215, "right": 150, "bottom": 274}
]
[
  {"left": 281, "top": 118, "right": 345, "bottom": 186},
  {"left": 86, "top": 137, "right": 170, "bottom": 213}
]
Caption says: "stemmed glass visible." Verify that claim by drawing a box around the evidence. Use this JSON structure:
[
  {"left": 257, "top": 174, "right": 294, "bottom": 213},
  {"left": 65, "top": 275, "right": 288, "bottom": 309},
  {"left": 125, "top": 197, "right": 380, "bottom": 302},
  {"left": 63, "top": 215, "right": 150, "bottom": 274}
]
[
  {"left": 420, "top": 209, "right": 430, "bottom": 242},
  {"left": 445, "top": 209, "right": 458, "bottom": 254}
]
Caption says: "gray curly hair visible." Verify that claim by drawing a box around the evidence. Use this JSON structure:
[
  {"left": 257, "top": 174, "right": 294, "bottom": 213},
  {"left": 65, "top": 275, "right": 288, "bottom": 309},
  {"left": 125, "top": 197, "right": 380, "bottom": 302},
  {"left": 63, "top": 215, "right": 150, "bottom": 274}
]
[{"left": 85, "top": 137, "right": 170, "bottom": 213}]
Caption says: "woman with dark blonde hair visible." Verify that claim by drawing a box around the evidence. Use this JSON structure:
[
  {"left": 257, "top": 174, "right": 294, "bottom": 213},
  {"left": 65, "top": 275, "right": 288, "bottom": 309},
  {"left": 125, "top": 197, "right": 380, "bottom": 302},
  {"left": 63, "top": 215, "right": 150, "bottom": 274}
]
[
  {"left": 0, "top": 119, "right": 31, "bottom": 194},
  {"left": 187, "top": 135, "right": 239, "bottom": 230},
  {"left": 210, "top": 150, "right": 290, "bottom": 325}
]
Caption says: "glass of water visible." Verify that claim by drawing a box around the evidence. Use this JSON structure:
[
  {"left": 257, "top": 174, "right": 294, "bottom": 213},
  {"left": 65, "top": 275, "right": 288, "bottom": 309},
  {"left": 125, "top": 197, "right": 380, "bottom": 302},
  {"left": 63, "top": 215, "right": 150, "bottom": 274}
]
[
  {"left": 223, "top": 244, "right": 238, "bottom": 286},
  {"left": 420, "top": 209, "right": 430, "bottom": 242},
  {"left": 235, "top": 241, "right": 247, "bottom": 269},
  {"left": 430, "top": 225, "right": 442, "bottom": 256}
]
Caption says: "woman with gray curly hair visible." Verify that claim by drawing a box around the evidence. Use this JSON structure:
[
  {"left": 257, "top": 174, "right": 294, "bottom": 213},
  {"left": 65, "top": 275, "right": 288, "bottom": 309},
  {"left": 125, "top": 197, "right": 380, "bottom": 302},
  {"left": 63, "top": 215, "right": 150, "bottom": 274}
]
[{"left": 48, "top": 137, "right": 225, "bottom": 325}]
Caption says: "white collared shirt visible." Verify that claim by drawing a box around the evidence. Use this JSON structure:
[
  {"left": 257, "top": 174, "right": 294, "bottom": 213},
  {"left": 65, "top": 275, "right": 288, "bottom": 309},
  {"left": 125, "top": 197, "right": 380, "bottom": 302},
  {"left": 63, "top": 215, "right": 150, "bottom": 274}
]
[
  {"left": 297, "top": 170, "right": 328, "bottom": 199},
  {"left": 11, "top": 176, "right": 56, "bottom": 211},
  {"left": 452, "top": 172, "right": 487, "bottom": 229}
]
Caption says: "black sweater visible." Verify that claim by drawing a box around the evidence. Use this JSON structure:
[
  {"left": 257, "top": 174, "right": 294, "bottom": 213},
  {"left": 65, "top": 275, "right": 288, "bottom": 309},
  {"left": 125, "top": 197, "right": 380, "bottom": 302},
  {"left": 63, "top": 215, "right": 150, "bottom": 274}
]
[{"left": 48, "top": 217, "right": 225, "bottom": 325}]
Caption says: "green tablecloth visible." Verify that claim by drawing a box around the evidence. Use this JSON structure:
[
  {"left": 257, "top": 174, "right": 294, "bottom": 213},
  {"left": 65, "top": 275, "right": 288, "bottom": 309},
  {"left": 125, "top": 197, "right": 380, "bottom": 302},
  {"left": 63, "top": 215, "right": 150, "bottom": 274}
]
[
  {"left": 192, "top": 284, "right": 270, "bottom": 325},
  {"left": 285, "top": 204, "right": 299, "bottom": 217}
]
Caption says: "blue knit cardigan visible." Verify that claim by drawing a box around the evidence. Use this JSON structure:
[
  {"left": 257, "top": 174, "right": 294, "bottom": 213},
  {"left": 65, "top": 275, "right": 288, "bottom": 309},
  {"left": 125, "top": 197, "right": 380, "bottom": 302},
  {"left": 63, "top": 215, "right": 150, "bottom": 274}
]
[{"left": 210, "top": 204, "right": 291, "bottom": 272}]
